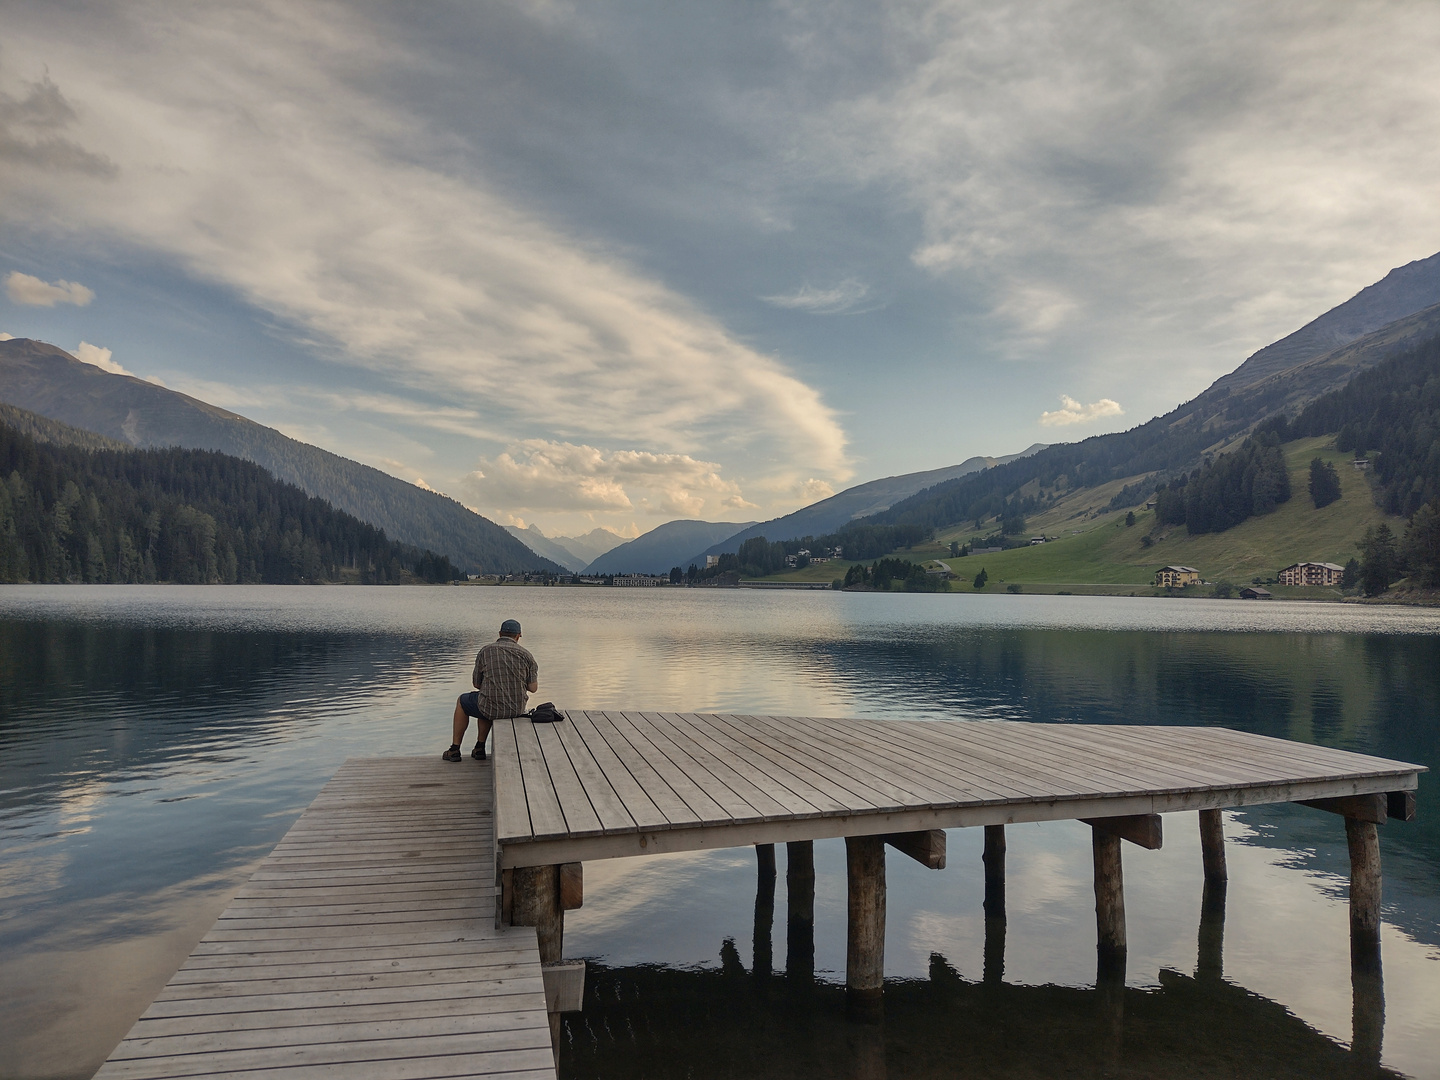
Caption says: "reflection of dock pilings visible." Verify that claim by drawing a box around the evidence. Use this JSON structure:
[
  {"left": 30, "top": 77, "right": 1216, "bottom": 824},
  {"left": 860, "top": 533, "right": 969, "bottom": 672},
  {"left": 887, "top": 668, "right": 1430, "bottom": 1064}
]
[
  {"left": 753, "top": 844, "right": 776, "bottom": 980},
  {"left": 786, "top": 840, "right": 816, "bottom": 983},
  {"left": 982, "top": 824, "right": 1006, "bottom": 985},
  {"left": 567, "top": 953, "right": 1407, "bottom": 1079}
]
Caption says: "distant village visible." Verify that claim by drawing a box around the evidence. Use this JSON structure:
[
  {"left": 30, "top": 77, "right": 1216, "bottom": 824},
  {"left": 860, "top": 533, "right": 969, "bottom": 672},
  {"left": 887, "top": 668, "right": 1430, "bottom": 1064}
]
[{"left": 1153, "top": 561, "right": 1349, "bottom": 597}]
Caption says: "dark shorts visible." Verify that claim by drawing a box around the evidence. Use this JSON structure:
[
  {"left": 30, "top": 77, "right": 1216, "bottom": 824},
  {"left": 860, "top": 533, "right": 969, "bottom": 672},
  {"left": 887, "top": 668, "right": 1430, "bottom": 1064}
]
[{"left": 458, "top": 691, "right": 492, "bottom": 721}]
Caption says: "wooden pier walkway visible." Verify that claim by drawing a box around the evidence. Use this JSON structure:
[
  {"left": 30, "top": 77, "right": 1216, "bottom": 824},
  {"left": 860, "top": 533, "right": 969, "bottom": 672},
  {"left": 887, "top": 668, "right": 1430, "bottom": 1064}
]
[
  {"left": 100, "top": 713, "right": 1424, "bottom": 1075},
  {"left": 493, "top": 712, "right": 1421, "bottom": 865},
  {"left": 493, "top": 711, "right": 1422, "bottom": 1008},
  {"left": 97, "top": 757, "right": 557, "bottom": 1080}
]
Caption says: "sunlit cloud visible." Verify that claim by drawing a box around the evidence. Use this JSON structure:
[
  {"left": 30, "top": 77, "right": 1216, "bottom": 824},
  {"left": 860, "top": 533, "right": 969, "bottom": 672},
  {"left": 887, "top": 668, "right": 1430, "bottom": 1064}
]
[
  {"left": 5, "top": 271, "right": 93, "bottom": 307},
  {"left": 461, "top": 440, "right": 752, "bottom": 520},
  {"left": 0, "top": 4, "right": 851, "bottom": 495},
  {"left": 1039, "top": 395, "right": 1123, "bottom": 427},
  {"left": 74, "top": 341, "right": 130, "bottom": 376}
]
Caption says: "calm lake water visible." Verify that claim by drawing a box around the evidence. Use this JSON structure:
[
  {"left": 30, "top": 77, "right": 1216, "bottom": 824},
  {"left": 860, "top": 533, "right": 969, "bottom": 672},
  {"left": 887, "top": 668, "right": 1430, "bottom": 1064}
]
[{"left": 1, "top": 585, "right": 1438, "bottom": 1079}]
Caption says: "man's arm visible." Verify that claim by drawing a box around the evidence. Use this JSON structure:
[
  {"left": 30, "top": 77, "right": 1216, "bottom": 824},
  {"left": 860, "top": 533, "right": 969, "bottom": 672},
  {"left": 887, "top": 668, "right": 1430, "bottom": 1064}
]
[
  {"left": 527, "top": 656, "right": 538, "bottom": 694},
  {"left": 472, "top": 652, "right": 485, "bottom": 691}
]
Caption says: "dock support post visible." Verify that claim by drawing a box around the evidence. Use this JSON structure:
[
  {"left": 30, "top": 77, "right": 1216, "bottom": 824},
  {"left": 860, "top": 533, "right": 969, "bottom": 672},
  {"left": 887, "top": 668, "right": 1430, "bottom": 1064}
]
[
  {"left": 786, "top": 840, "right": 815, "bottom": 983},
  {"left": 1199, "top": 808, "right": 1227, "bottom": 883},
  {"left": 1091, "top": 826, "right": 1126, "bottom": 981},
  {"left": 846, "top": 834, "right": 886, "bottom": 1021},
  {"left": 1346, "top": 816, "right": 1385, "bottom": 1066},
  {"left": 511, "top": 864, "right": 564, "bottom": 1061},
  {"left": 1346, "top": 817, "right": 1382, "bottom": 969},
  {"left": 982, "top": 825, "right": 1006, "bottom": 985},
  {"left": 512, "top": 864, "right": 563, "bottom": 962},
  {"left": 754, "top": 844, "right": 777, "bottom": 979}
]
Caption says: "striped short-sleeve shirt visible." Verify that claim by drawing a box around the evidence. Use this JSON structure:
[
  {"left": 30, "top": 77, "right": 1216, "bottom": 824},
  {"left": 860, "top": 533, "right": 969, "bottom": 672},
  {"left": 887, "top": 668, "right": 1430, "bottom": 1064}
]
[{"left": 471, "top": 637, "right": 539, "bottom": 719}]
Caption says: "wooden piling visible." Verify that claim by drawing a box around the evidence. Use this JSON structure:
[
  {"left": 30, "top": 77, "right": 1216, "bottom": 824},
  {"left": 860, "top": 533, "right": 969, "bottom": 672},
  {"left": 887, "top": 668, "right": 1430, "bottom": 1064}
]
[
  {"left": 1199, "top": 808, "right": 1227, "bottom": 883},
  {"left": 512, "top": 863, "right": 563, "bottom": 962},
  {"left": 786, "top": 840, "right": 816, "bottom": 982},
  {"left": 846, "top": 834, "right": 886, "bottom": 1017},
  {"left": 1092, "top": 826, "right": 1126, "bottom": 980},
  {"left": 754, "top": 844, "right": 777, "bottom": 978},
  {"left": 1346, "top": 817, "right": 1382, "bottom": 969}
]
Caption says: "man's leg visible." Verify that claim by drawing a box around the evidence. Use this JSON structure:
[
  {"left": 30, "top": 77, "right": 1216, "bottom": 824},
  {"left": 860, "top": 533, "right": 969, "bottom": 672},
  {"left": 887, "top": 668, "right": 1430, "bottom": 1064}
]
[
  {"left": 453, "top": 698, "right": 471, "bottom": 745},
  {"left": 471, "top": 715, "right": 493, "bottom": 759},
  {"left": 445, "top": 697, "right": 470, "bottom": 761}
]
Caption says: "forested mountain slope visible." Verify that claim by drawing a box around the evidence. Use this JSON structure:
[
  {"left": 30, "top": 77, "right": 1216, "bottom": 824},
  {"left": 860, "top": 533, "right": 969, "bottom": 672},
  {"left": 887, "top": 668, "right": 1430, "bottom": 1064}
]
[
  {"left": 1272, "top": 332, "right": 1440, "bottom": 516},
  {"left": 865, "top": 259, "right": 1440, "bottom": 537},
  {"left": 685, "top": 445, "right": 1046, "bottom": 566},
  {"left": 0, "top": 413, "right": 460, "bottom": 584},
  {"left": 0, "top": 339, "right": 558, "bottom": 574}
]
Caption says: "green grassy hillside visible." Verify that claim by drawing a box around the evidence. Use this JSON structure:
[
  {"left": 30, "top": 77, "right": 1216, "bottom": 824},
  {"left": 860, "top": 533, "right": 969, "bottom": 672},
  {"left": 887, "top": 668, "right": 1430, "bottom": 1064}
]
[{"left": 760, "top": 435, "right": 1405, "bottom": 593}]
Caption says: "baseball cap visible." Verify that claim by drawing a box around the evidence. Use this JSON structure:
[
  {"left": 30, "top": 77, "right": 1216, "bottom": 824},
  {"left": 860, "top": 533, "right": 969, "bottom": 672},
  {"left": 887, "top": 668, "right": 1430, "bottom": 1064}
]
[{"left": 500, "top": 619, "right": 522, "bottom": 636}]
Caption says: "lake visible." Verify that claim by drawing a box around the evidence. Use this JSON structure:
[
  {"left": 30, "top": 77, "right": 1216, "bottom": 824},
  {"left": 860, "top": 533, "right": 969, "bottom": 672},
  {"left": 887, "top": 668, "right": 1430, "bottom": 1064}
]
[{"left": 1, "top": 585, "right": 1437, "bottom": 1079}]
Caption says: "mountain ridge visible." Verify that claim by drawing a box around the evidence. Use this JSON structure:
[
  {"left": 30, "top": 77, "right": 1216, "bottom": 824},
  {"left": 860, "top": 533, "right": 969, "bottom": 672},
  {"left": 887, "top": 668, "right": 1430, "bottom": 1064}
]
[
  {"left": 864, "top": 251, "right": 1440, "bottom": 536},
  {"left": 683, "top": 444, "right": 1048, "bottom": 566},
  {"left": 0, "top": 339, "right": 559, "bottom": 575},
  {"left": 585, "top": 519, "right": 758, "bottom": 576}
]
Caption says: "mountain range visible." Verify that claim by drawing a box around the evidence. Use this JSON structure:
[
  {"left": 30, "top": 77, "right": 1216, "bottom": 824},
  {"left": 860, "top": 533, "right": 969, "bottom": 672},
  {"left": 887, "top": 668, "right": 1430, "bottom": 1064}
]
[
  {"left": 503, "top": 524, "right": 626, "bottom": 573},
  {"left": 583, "top": 519, "right": 759, "bottom": 576},
  {"left": 0, "top": 339, "right": 559, "bottom": 575},
  {"left": 679, "top": 446, "right": 1048, "bottom": 569},
  {"left": 6, "top": 249, "right": 1440, "bottom": 579},
  {"left": 867, "top": 252, "right": 1440, "bottom": 535}
]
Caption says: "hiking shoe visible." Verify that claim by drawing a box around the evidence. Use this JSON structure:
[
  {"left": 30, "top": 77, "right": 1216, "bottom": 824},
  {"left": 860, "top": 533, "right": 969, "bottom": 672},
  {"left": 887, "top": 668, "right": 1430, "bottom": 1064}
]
[
  {"left": 442, "top": 747, "right": 462, "bottom": 762},
  {"left": 471, "top": 744, "right": 487, "bottom": 761}
]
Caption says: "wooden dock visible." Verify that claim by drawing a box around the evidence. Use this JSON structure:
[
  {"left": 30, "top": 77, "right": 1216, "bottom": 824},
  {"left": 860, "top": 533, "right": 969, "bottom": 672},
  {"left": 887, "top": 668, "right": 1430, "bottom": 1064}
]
[
  {"left": 97, "top": 757, "right": 557, "bottom": 1080},
  {"left": 99, "top": 713, "right": 1424, "bottom": 1075},
  {"left": 493, "top": 712, "right": 1422, "bottom": 1005},
  {"left": 493, "top": 713, "right": 1421, "bottom": 864}
]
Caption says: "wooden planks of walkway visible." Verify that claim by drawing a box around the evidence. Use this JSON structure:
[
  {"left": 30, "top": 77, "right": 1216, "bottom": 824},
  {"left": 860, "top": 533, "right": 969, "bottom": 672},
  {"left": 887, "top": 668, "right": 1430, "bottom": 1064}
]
[
  {"left": 493, "top": 713, "right": 1424, "bottom": 867},
  {"left": 97, "top": 757, "right": 556, "bottom": 1080}
]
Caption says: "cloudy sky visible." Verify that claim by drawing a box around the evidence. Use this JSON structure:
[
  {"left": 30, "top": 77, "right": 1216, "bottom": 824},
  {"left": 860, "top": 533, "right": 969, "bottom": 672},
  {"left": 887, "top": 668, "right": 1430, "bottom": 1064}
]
[{"left": 3, "top": 2, "right": 1439, "bottom": 537}]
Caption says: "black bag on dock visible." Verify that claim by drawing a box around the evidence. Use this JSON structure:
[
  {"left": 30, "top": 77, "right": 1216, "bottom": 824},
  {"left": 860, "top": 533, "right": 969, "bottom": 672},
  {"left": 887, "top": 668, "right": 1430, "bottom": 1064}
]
[{"left": 528, "top": 702, "right": 566, "bottom": 723}]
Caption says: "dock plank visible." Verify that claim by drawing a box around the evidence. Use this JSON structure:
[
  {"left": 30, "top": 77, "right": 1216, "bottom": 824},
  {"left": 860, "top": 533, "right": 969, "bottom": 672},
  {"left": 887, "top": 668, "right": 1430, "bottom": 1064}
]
[{"left": 98, "top": 757, "right": 555, "bottom": 1080}]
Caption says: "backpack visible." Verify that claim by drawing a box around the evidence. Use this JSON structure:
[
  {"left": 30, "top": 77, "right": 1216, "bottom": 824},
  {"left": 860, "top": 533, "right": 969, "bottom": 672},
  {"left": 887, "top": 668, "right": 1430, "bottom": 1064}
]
[{"left": 528, "top": 702, "right": 567, "bottom": 723}]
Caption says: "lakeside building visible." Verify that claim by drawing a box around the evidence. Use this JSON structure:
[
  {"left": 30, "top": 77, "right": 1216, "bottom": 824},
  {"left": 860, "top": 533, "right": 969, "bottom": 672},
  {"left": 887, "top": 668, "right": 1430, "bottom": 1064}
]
[
  {"left": 1155, "top": 565, "right": 1201, "bottom": 588},
  {"left": 1240, "top": 586, "right": 1273, "bottom": 599},
  {"left": 613, "top": 574, "right": 664, "bottom": 587},
  {"left": 1278, "top": 562, "right": 1345, "bottom": 587}
]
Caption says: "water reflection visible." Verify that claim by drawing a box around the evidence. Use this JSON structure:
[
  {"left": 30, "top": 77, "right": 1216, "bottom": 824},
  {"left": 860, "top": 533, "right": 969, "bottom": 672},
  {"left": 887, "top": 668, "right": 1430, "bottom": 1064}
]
[
  {"left": 563, "top": 950, "right": 1403, "bottom": 1080},
  {"left": 1, "top": 587, "right": 1438, "bottom": 1079}
]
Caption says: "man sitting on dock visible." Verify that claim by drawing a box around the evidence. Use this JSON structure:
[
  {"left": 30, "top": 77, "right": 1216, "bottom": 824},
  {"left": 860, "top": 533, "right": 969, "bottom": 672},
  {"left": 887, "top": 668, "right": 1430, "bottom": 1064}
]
[{"left": 444, "top": 618, "right": 538, "bottom": 762}]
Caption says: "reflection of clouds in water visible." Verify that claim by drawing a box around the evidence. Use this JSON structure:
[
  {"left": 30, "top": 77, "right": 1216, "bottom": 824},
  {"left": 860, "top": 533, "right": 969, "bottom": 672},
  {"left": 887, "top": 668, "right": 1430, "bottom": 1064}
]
[{"left": 2, "top": 587, "right": 1438, "bottom": 1079}]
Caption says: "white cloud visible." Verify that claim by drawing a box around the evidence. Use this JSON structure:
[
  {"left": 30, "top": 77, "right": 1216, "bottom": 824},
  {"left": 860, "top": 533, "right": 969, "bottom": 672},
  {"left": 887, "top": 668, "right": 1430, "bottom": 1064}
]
[
  {"left": 5, "top": 271, "right": 93, "bottom": 307},
  {"left": 1039, "top": 394, "right": 1123, "bottom": 427},
  {"left": 762, "top": 278, "right": 872, "bottom": 314},
  {"left": 74, "top": 341, "right": 131, "bottom": 376},
  {"left": 0, "top": 4, "right": 851, "bottom": 495},
  {"left": 461, "top": 439, "right": 751, "bottom": 520},
  {"left": 797, "top": 478, "right": 836, "bottom": 503},
  {"left": 800, "top": 2, "right": 1440, "bottom": 375},
  {"left": 0, "top": 332, "right": 13, "bottom": 341}
]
